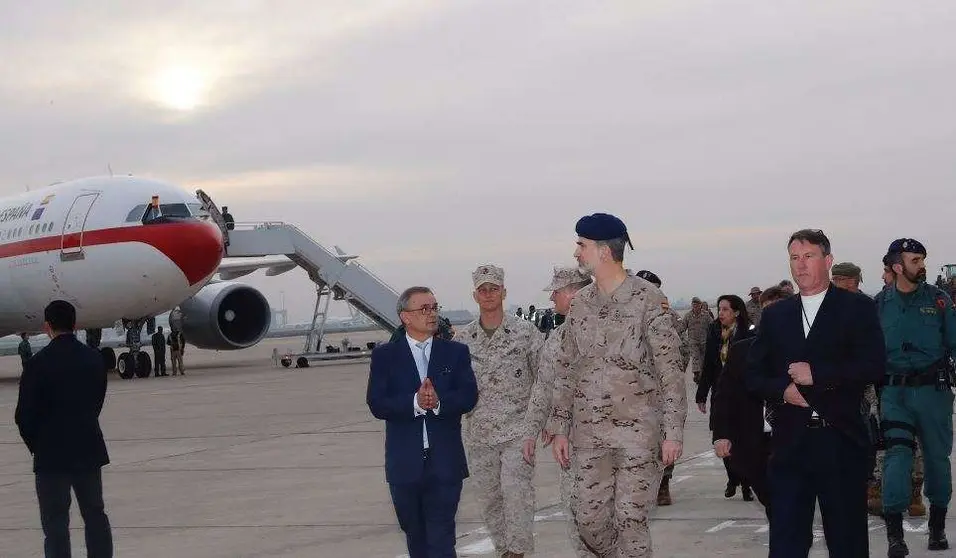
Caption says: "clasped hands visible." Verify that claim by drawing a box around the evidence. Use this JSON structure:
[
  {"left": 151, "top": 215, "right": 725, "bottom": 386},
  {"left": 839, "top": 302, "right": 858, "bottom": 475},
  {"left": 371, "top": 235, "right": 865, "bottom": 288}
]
[
  {"left": 416, "top": 378, "right": 439, "bottom": 410},
  {"left": 784, "top": 361, "right": 812, "bottom": 407}
]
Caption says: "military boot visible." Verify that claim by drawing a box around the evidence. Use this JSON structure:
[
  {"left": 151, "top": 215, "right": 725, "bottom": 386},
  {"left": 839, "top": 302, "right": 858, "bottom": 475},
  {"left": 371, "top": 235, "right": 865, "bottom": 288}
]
[
  {"left": 885, "top": 513, "right": 909, "bottom": 557},
  {"left": 657, "top": 476, "right": 672, "bottom": 506},
  {"left": 908, "top": 478, "right": 926, "bottom": 517},
  {"left": 928, "top": 505, "right": 949, "bottom": 551},
  {"left": 867, "top": 480, "right": 884, "bottom": 516}
]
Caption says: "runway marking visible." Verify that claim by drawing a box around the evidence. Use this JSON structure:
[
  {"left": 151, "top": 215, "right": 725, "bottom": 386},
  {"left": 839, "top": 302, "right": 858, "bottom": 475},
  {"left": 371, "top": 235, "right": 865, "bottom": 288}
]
[{"left": 672, "top": 475, "right": 693, "bottom": 484}]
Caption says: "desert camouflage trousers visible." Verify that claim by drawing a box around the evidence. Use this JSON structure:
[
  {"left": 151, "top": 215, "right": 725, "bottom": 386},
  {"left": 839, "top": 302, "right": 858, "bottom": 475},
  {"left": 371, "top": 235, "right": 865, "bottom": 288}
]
[
  {"left": 465, "top": 437, "right": 534, "bottom": 554},
  {"left": 560, "top": 464, "right": 592, "bottom": 557},
  {"left": 864, "top": 385, "right": 924, "bottom": 482},
  {"left": 570, "top": 447, "right": 663, "bottom": 558},
  {"left": 690, "top": 342, "right": 706, "bottom": 383}
]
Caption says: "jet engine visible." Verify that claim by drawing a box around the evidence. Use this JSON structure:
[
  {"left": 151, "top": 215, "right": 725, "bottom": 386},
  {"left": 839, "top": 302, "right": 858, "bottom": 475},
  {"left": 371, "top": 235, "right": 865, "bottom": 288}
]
[{"left": 169, "top": 282, "right": 271, "bottom": 350}]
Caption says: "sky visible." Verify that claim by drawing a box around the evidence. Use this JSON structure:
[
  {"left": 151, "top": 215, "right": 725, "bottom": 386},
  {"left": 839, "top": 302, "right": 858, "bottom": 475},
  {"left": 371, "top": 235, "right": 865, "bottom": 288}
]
[{"left": 3, "top": 1, "right": 956, "bottom": 322}]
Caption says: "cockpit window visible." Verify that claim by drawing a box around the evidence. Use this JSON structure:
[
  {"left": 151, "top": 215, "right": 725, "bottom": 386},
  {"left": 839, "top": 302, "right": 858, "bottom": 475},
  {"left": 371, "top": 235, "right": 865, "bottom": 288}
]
[
  {"left": 188, "top": 203, "right": 208, "bottom": 217},
  {"left": 125, "top": 202, "right": 194, "bottom": 222},
  {"left": 158, "top": 203, "right": 191, "bottom": 218},
  {"left": 126, "top": 204, "right": 148, "bottom": 222}
]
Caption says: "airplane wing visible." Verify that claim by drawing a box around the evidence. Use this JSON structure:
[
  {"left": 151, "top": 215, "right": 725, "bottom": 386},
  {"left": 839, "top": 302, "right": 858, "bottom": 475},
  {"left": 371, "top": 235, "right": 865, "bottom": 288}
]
[
  {"left": 214, "top": 249, "right": 359, "bottom": 280},
  {"left": 217, "top": 256, "right": 298, "bottom": 280}
]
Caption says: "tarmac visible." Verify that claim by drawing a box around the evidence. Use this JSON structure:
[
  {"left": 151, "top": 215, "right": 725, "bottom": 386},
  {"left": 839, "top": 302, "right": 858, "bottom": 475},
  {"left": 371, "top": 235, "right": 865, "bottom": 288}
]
[{"left": 0, "top": 331, "right": 953, "bottom": 557}]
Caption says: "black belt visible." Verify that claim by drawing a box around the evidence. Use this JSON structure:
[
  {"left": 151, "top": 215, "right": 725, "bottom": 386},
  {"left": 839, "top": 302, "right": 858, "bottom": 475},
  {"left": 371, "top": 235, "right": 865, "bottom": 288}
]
[
  {"left": 885, "top": 373, "right": 936, "bottom": 387},
  {"left": 807, "top": 415, "right": 828, "bottom": 428}
]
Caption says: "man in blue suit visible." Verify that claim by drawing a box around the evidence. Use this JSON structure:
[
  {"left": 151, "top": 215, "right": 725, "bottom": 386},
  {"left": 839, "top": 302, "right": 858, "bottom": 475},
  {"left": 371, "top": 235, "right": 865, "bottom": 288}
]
[
  {"left": 367, "top": 286, "right": 479, "bottom": 558},
  {"left": 746, "top": 229, "right": 886, "bottom": 557}
]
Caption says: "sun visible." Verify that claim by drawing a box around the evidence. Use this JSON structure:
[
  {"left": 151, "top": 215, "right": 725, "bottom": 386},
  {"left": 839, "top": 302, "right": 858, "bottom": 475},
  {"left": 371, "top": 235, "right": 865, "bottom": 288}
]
[{"left": 151, "top": 65, "right": 208, "bottom": 111}]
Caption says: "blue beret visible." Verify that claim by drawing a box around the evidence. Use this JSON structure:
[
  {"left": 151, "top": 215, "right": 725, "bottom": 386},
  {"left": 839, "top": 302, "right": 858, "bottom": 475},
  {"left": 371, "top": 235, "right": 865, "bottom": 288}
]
[
  {"left": 636, "top": 269, "right": 661, "bottom": 287},
  {"left": 887, "top": 238, "right": 926, "bottom": 256},
  {"left": 575, "top": 213, "right": 634, "bottom": 249}
]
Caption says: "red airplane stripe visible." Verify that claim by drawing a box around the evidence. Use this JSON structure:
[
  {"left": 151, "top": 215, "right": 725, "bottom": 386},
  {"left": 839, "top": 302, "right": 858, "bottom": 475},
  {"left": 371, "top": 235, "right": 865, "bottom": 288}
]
[{"left": 0, "top": 221, "right": 223, "bottom": 286}]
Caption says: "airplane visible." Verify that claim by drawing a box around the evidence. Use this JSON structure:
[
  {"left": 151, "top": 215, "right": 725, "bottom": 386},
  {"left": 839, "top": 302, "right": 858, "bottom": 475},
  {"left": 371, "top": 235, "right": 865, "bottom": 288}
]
[{"left": 0, "top": 175, "right": 279, "bottom": 378}]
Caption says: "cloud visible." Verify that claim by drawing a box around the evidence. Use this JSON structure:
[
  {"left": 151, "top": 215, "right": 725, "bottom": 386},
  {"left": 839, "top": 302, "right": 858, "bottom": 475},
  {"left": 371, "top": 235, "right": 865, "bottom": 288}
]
[{"left": 3, "top": 0, "right": 956, "bottom": 319}]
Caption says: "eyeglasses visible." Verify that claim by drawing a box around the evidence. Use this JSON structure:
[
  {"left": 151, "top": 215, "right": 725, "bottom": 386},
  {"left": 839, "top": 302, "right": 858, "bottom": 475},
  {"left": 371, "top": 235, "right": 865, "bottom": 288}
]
[{"left": 402, "top": 304, "right": 442, "bottom": 316}]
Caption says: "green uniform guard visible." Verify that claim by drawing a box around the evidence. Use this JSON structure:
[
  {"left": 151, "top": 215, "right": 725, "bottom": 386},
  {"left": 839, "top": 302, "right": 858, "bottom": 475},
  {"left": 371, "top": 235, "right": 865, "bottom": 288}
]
[{"left": 878, "top": 238, "right": 955, "bottom": 556}]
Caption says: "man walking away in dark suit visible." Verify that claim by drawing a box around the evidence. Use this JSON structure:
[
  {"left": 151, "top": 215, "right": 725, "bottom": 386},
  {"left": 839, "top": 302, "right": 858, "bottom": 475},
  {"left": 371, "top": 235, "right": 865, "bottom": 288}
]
[
  {"left": 746, "top": 229, "right": 886, "bottom": 558},
  {"left": 367, "top": 286, "right": 479, "bottom": 557},
  {"left": 152, "top": 326, "right": 167, "bottom": 377},
  {"left": 15, "top": 300, "right": 113, "bottom": 558}
]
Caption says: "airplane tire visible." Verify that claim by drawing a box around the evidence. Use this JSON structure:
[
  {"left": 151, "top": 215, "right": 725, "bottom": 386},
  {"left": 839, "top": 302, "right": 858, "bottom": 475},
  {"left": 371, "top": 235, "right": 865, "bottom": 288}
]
[
  {"left": 101, "top": 348, "right": 116, "bottom": 371},
  {"left": 135, "top": 353, "right": 151, "bottom": 378},
  {"left": 296, "top": 357, "right": 309, "bottom": 368},
  {"left": 280, "top": 357, "right": 292, "bottom": 368},
  {"left": 118, "top": 353, "right": 135, "bottom": 379}
]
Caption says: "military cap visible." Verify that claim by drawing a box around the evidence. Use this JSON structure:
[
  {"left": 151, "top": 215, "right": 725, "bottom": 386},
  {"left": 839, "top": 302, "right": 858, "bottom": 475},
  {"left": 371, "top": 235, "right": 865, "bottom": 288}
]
[
  {"left": 750, "top": 286, "right": 762, "bottom": 295},
  {"left": 691, "top": 296, "right": 702, "bottom": 303},
  {"left": 472, "top": 264, "right": 504, "bottom": 288},
  {"left": 887, "top": 238, "right": 927, "bottom": 256},
  {"left": 543, "top": 266, "right": 591, "bottom": 292},
  {"left": 831, "top": 262, "right": 862, "bottom": 279},
  {"left": 575, "top": 212, "right": 634, "bottom": 249},
  {"left": 635, "top": 269, "right": 661, "bottom": 287}
]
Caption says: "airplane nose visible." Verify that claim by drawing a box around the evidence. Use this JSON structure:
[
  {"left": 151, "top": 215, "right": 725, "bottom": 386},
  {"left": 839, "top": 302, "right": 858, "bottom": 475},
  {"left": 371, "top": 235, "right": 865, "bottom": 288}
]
[{"left": 166, "top": 221, "right": 224, "bottom": 286}]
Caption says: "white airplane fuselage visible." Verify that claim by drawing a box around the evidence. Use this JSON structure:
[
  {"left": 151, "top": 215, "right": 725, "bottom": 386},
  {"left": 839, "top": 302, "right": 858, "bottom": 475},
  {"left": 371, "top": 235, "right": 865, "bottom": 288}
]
[{"left": 0, "top": 176, "right": 224, "bottom": 336}]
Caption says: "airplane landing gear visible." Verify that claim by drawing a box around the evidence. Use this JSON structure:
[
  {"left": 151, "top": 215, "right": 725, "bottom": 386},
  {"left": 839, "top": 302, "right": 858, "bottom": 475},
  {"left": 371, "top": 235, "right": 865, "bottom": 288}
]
[{"left": 118, "top": 318, "right": 152, "bottom": 379}]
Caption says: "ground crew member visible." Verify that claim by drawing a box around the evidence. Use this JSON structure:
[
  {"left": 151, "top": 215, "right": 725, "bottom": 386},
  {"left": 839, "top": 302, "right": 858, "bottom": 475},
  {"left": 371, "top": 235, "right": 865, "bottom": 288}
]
[
  {"left": 636, "top": 269, "right": 689, "bottom": 507},
  {"left": 168, "top": 328, "right": 186, "bottom": 376},
  {"left": 151, "top": 326, "right": 167, "bottom": 377},
  {"left": 522, "top": 266, "right": 592, "bottom": 557},
  {"left": 684, "top": 297, "right": 712, "bottom": 383},
  {"left": 878, "top": 238, "right": 954, "bottom": 555},
  {"left": 454, "top": 265, "right": 545, "bottom": 558},
  {"left": 549, "top": 213, "right": 686, "bottom": 557},
  {"left": 18, "top": 333, "right": 32, "bottom": 372}
]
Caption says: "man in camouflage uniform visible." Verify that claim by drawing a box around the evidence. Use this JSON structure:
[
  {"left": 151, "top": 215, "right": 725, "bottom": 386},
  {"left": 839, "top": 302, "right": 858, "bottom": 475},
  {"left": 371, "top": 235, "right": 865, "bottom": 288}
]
[
  {"left": 454, "top": 264, "right": 546, "bottom": 558},
  {"left": 683, "top": 297, "right": 713, "bottom": 384},
  {"left": 635, "top": 269, "right": 689, "bottom": 506},
  {"left": 549, "top": 213, "right": 686, "bottom": 557},
  {"left": 523, "top": 266, "right": 593, "bottom": 558},
  {"left": 746, "top": 287, "right": 763, "bottom": 328}
]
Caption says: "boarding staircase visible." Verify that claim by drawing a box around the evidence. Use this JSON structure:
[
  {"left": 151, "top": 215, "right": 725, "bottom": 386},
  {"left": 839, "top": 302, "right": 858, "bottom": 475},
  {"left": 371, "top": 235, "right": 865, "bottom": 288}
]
[
  {"left": 224, "top": 221, "right": 401, "bottom": 336},
  {"left": 194, "top": 190, "right": 401, "bottom": 355}
]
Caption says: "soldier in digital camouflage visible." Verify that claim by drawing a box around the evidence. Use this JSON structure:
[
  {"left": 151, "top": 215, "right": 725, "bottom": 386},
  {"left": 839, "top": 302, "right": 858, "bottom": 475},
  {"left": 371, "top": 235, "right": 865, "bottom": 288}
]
[
  {"left": 453, "top": 264, "right": 546, "bottom": 558},
  {"left": 634, "top": 269, "right": 689, "bottom": 507},
  {"left": 522, "top": 266, "right": 592, "bottom": 557},
  {"left": 548, "top": 213, "right": 686, "bottom": 557},
  {"left": 684, "top": 296, "right": 713, "bottom": 384}
]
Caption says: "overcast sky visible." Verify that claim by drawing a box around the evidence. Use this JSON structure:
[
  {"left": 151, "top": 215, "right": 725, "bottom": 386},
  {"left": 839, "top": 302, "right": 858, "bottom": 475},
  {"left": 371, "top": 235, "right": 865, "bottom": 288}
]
[{"left": 3, "top": 1, "right": 956, "bottom": 322}]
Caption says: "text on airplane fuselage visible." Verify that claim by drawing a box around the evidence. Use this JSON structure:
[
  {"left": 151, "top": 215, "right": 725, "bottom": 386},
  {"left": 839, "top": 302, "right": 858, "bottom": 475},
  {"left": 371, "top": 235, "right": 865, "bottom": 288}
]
[{"left": 0, "top": 202, "right": 44, "bottom": 223}]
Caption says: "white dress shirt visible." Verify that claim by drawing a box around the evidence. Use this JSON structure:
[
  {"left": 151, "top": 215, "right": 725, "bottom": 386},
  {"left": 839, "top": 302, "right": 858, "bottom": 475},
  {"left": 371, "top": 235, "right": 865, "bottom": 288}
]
[{"left": 407, "top": 334, "right": 440, "bottom": 448}]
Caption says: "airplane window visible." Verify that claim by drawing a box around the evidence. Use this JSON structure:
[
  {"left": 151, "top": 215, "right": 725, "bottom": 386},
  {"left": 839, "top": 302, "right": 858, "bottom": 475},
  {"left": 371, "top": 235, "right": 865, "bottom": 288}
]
[
  {"left": 188, "top": 203, "right": 208, "bottom": 216},
  {"left": 126, "top": 204, "right": 148, "bottom": 222},
  {"left": 159, "top": 203, "right": 191, "bottom": 218}
]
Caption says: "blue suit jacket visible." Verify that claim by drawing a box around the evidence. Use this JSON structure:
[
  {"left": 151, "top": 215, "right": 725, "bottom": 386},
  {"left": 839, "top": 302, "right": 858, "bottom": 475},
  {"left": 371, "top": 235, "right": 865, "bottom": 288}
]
[
  {"left": 745, "top": 285, "right": 885, "bottom": 457},
  {"left": 366, "top": 337, "right": 478, "bottom": 485}
]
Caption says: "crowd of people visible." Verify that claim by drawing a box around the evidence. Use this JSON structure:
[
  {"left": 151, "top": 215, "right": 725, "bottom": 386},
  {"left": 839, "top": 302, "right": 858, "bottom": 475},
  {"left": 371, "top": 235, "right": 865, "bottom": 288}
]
[{"left": 367, "top": 214, "right": 955, "bottom": 558}]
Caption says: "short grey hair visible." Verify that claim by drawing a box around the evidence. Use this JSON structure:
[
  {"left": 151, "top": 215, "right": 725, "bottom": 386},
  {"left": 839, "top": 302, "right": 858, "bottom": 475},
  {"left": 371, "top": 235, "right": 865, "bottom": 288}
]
[
  {"left": 596, "top": 237, "right": 626, "bottom": 262},
  {"left": 397, "top": 286, "right": 433, "bottom": 317}
]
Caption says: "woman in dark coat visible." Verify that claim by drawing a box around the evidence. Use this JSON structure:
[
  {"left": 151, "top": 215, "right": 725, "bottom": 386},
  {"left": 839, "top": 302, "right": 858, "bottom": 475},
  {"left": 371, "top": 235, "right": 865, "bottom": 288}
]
[
  {"left": 710, "top": 286, "right": 790, "bottom": 520},
  {"left": 695, "top": 294, "right": 754, "bottom": 500}
]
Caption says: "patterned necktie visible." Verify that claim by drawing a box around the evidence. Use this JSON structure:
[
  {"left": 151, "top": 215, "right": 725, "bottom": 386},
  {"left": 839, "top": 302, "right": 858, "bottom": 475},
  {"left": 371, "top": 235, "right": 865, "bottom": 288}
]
[{"left": 415, "top": 341, "right": 429, "bottom": 377}]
